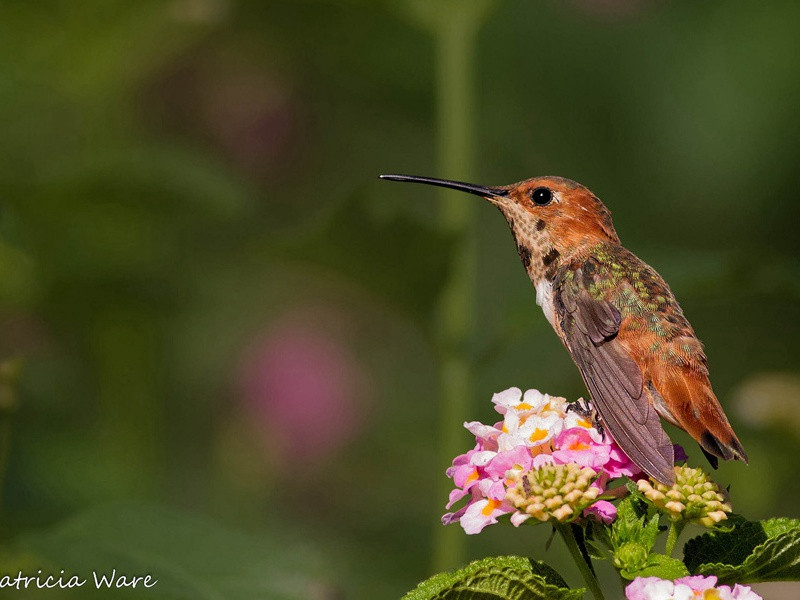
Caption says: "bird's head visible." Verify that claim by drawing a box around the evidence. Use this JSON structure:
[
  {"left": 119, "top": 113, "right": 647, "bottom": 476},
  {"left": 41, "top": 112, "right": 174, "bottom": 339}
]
[{"left": 380, "top": 174, "right": 620, "bottom": 279}]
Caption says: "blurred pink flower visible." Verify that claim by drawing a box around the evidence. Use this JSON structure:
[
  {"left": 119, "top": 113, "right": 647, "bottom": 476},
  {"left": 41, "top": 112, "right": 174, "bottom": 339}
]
[{"left": 238, "top": 311, "right": 369, "bottom": 463}]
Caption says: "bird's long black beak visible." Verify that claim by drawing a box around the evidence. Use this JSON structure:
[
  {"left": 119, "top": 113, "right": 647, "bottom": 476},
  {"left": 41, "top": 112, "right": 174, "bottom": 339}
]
[{"left": 379, "top": 174, "right": 508, "bottom": 199}]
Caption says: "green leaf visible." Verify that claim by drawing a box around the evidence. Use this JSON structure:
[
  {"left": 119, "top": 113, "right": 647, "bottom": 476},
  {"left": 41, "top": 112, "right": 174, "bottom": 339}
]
[
  {"left": 402, "top": 556, "right": 585, "bottom": 600},
  {"left": 621, "top": 554, "right": 689, "bottom": 580},
  {"left": 584, "top": 522, "right": 612, "bottom": 560},
  {"left": 584, "top": 540, "right": 610, "bottom": 561},
  {"left": 684, "top": 517, "right": 800, "bottom": 583},
  {"left": 624, "top": 478, "right": 646, "bottom": 501},
  {"left": 524, "top": 559, "right": 573, "bottom": 590},
  {"left": 611, "top": 496, "right": 657, "bottom": 551},
  {"left": 20, "top": 503, "right": 329, "bottom": 599},
  {"left": 640, "top": 513, "right": 662, "bottom": 552}
]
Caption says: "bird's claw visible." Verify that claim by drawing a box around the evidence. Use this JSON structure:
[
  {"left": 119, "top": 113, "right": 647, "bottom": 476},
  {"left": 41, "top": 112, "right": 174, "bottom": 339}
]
[{"left": 567, "top": 398, "right": 605, "bottom": 439}]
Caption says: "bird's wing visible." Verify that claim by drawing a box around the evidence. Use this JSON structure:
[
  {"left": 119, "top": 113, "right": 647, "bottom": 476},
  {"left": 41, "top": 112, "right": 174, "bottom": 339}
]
[{"left": 553, "top": 263, "right": 675, "bottom": 484}]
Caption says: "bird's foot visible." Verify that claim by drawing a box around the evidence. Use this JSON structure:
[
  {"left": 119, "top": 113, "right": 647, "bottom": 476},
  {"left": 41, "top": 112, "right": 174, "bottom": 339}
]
[
  {"left": 566, "top": 398, "right": 605, "bottom": 439},
  {"left": 566, "top": 398, "right": 593, "bottom": 417}
]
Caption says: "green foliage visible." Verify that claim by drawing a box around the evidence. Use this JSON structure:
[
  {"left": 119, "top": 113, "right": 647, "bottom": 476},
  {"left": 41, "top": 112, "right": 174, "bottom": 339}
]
[
  {"left": 627, "top": 554, "right": 689, "bottom": 581},
  {"left": 683, "top": 517, "right": 800, "bottom": 584},
  {"left": 599, "top": 496, "right": 688, "bottom": 580},
  {"left": 406, "top": 506, "right": 800, "bottom": 599},
  {"left": 402, "top": 556, "right": 584, "bottom": 600},
  {"left": 20, "top": 503, "right": 330, "bottom": 600},
  {"left": 611, "top": 496, "right": 657, "bottom": 551}
]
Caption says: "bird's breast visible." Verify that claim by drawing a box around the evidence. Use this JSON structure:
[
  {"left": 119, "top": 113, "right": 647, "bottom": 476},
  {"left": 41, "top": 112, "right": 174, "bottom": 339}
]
[{"left": 535, "top": 278, "right": 557, "bottom": 329}]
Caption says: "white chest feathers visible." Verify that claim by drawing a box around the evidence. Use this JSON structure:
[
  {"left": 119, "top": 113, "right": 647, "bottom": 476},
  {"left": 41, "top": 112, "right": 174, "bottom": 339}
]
[{"left": 535, "top": 279, "right": 557, "bottom": 328}]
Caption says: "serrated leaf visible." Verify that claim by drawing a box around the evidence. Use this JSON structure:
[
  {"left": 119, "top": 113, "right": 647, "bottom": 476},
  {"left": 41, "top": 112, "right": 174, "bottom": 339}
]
[
  {"left": 611, "top": 496, "right": 656, "bottom": 551},
  {"left": 684, "top": 517, "right": 800, "bottom": 583},
  {"left": 683, "top": 518, "right": 765, "bottom": 571},
  {"left": 762, "top": 518, "right": 800, "bottom": 538},
  {"left": 640, "top": 513, "right": 662, "bottom": 552},
  {"left": 624, "top": 479, "right": 646, "bottom": 501},
  {"left": 525, "top": 559, "right": 572, "bottom": 590},
  {"left": 611, "top": 497, "right": 641, "bottom": 547},
  {"left": 621, "top": 554, "right": 689, "bottom": 580},
  {"left": 402, "top": 556, "right": 585, "bottom": 600},
  {"left": 609, "top": 499, "right": 675, "bottom": 581}
]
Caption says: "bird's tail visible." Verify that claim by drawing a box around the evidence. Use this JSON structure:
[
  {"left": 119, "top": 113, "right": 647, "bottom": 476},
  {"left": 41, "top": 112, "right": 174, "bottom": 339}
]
[{"left": 651, "top": 367, "right": 748, "bottom": 464}]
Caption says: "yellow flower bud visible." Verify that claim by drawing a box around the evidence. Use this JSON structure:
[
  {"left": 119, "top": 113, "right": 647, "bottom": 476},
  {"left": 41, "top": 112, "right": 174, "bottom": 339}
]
[
  {"left": 637, "top": 465, "right": 731, "bottom": 526},
  {"left": 506, "top": 463, "right": 599, "bottom": 523}
]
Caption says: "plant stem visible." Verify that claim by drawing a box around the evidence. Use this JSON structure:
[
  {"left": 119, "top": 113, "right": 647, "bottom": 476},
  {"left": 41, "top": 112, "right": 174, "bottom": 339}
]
[
  {"left": 557, "top": 523, "right": 606, "bottom": 600},
  {"left": 665, "top": 521, "right": 685, "bottom": 558},
  {"left": 430, "top": 6, "right": 483, "bottom": 574},
  {"left": 399, "top": 0, "right": 498, "bottom": 574}
]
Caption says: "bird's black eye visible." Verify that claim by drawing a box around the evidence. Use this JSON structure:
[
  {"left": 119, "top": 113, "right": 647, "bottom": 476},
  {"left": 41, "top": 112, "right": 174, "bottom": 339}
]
[{"left": 531, "top": 187, "right": 553, "bottom": 206}]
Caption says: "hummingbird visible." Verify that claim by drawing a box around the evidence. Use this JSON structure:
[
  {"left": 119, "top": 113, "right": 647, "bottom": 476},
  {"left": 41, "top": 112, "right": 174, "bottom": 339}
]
[{"left": 380, "top": 173, "right": 747, "bottom": 484}]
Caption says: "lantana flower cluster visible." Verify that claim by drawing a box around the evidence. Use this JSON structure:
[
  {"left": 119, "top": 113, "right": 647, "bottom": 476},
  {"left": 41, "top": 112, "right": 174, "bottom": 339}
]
[
  {"left": 638, "top": 465, "right": 731, "bottom": 526},
  {"left": 626, "top": 575, "right": 762, "bottom": 600},
  {"left": 443, "top": 387, "right": 643, "bottom": 534},
  {"left": 506, "top": 462, "right": 601, "bottom": 523}
]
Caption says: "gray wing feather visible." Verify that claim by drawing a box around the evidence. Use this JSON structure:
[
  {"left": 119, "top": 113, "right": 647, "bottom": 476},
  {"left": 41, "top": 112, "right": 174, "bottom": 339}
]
[{"left": 555, "top": 266, "right": 675, "bottom": 484}]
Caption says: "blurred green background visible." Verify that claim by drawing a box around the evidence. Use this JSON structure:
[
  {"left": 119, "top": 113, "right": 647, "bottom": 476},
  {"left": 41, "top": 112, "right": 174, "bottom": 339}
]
[{"left": 1, "top": 0, "right": 800, "bottom": 598}]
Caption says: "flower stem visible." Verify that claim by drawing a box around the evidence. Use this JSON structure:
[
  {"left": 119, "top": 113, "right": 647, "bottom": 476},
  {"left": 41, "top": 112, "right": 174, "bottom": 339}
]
[
  {"left": 399, "top": 0, "right": 498, "bottom": 574},
  {"left": 665, "top": 521, "right": 685, "bottom": 557},
  {"left": 556, "top": 523, "right": 606, "bottom": 600},
  {"left": 426, "top": 1, "right": 494, "bottom": 573}
]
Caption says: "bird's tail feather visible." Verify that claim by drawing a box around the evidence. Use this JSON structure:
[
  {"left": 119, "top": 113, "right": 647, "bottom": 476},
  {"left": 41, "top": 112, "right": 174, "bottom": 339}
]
[{"left": 651, "top": 367, "right": 748, "bottom": 464}]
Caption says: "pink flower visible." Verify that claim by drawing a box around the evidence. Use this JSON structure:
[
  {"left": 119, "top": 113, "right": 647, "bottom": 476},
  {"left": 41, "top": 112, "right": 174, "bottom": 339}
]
[
  {"left": 442, "top": 442, "right": 535, "bottom": 532},
  {"left": 484, "top": 445, "right": 534, "bottom": 481},
  {"left": 674, "top": 575, "right": 720, "bottom": 593},
  {"left": 238, "top": 311, "right": 368, "bottom": 463},
  {"left": 626, "top": 576, "right": 763, "bottom": 600},
  {"left": 459, "top": 497, "right": 516, "bottom": 534},
  {"left": 552, "top": 428, "right": 611, "bottom": 469},
  {"left": 464, "top": 421, "right": 502, "bottom": 450},
  {"left": 625, "top": 577, "right": 674, "bottom": 600},
  {"left": 727, "top": 585, "right": 764, "bottom": 600},
  {"left": 603, "top": 443, "right": 644, "bottom": 479},
  {"left": 584, "top": 500, "right": 617, "bottom": 524},
  {"left": 443, "top": 387, "right": 680, "bottom": 533},
  {"left": 490, "top": 387, "right": 526, "bottom": 414}
]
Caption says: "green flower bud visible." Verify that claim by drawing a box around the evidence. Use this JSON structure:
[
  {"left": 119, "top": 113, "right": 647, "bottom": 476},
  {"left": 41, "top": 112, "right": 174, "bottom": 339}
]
[
  {"left": 613, "top": 541, "right": 648, "bottom": 573},
  {"left": 637, "top": 465, "right": 731, "bottom": 526},
  {"left": 505, "top": 463, "right": 600, "bottom": 523}
]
